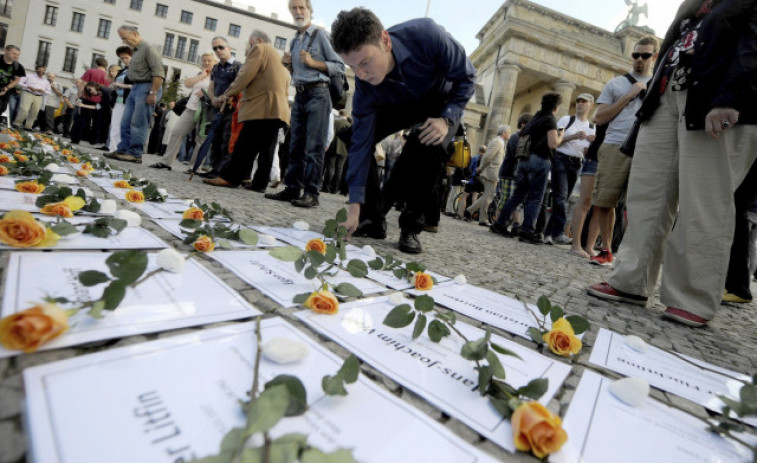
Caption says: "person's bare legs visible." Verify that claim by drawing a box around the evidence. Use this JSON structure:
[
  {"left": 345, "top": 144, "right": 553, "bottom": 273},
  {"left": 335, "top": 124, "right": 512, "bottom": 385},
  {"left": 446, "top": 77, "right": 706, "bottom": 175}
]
[
  {"left": 570, "top": 175, "right": 596, "bottom": 257},
  {"left": 595, "top": 205, "right": 615, "bottom": 252},
  {"left": 456, "top": 192, "right": 469, "bottom": 218}
]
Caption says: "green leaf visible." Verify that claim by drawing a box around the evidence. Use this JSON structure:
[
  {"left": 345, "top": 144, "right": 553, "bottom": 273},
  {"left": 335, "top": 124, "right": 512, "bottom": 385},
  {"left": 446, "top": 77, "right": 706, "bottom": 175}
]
[
  {"left": 517, "top": 377, "right": 549, "bottom": 400},
  {"left": 367, "top": 257, "right": 384, "bottom": 270},
  {"left": 550, "top": 305, "right": 564, "bottom": 323},
  {"left": 414, "top": 294, "right": 435, "bottom": 312},
  {"left": 108, "top": 218, "right": 128, "bottom": 233},
  {"left": 739, "top": 383, "right": 757, "bottom": 415},
  {"left": 346, "top": 259, "right": 368, "bottom": 278},
  {"left": 307, "top": 250, "right": 326, "bottom": 267},
  {"left": 239, "top": 448, "right": 263, "bottom": 463},
  {"left": 85, "top": 224, "right": 112, "bottom": 238},
  {"left": 489, "top": 397, "right": 513, "bottom": 419},
  {"left": 527, "top": 327, "right": 545, "bottom": 345},
  {"left": 486, "top": 350, "right": 507, "bottom": 379},
  {"left": 245, "top": 384, "right": 290, "bottom": 434},
  {"left": 85, "top": 198, "right": 101, "bottom": 213},
  {"left": 216, "top": 239, "right": 233, "bottom": 249},
  {"left": 323, "top": 219, "right": 338, "bottom": 238},
  {"left": 101, "top": 280, "right": 127, "bottom": 311},
  {"left": 87, "top": 300, "right": 105, "bottom": 319},
  {"left": 295, "top": 256, "right": 306, "bottom": 273},
  {"left": 35, "top": 195, "right": 58, "bottom": 208},
  {"left": 333, "top": 282, "right": 363, "bottom": 298},
  {"left": 338, "top": 355, "right": 360, "bottom": 383},
  {"left": 412, "top": 314, "right": 427, "bottom": 339},
  {"left": 78, "top": 270, "right": 110, "bottom": 287},
  {"left": 179, "top": 218, "right": 202, "bottom": 229},
  {"left": 335, "top": 208, "right": 348, "bottom": 223},
  {"left": 324, "top": 243, "right": 337, "bottom": 263},
  {"left": 293, "top": 292, "right": 312, "bottom": 304},
  {"left": 105, "top": 251, "right": 148, "bottom": 285},
  {"left": 51, "top": 221, "right": 78, "bottom": 236},
  {"left": 536, "top": 295, "right": 551, "bottom": 316},
  {"left": 427, "top": 319, "right": 450, "bottom": 342},
  {"left": 490, "top": 342, "right": 522, "bottom": 360},
  {"left": 461, "top": 334, "right": 489, "bottom": 361},
  {"left": 382, "top": 304, "right": 415, "bottom": 328},
  {"left": 393, "top": 268, "right": 406, "bottom": 280},
  {"left": 477, "top": 365, "right": 493, "bottom": 396},
  {"left": 218, "top": 427, "right": 245, "bottom": 460},
  {"left": 265, "top": 375, "right": 307, "bottom": 417},
  {"left": 301, "top": 449, "right": 359, "bottom": 463},
  {"left": 269, "top": 245, "right": 304, "bottom": 262},
  {"left": 565, "top": 315, "right": 590, "bottom": 335},
  {"left": 303, "top": 265, "right": 318, "bottom": 280},
  {"left": 322, "top": 374, "right": 348, "bottom": 396},
  {"left": 405, "top": 262, "right": 425, "bottom": 273}
]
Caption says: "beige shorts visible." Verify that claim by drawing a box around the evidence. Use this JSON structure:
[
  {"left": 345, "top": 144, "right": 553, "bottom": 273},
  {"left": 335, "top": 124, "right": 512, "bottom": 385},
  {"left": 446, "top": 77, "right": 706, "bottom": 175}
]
[{"left": 591, "top": 143, "right": 632, "bottom": 208}]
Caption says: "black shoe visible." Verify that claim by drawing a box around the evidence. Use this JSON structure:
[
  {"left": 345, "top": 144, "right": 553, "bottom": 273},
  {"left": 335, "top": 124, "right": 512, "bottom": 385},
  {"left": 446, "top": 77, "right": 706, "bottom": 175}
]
[
  {"left": 519, "top": 231, "right": 544, "bottom": 245},
  {"left": 149, "top": 162, "right": 172, "bottom": 170},
  {"left": 399, "top": 230, "right": 422, "bottom": 254},
  {"left": 265, "top": 188, "right": 301, "bottom": 202},
  {"left": 197, "top": 170, "right": 219, "bottom": 179},
  {"left": 489, "top": 222, "right": 510, "bottom": 237},
  {"left": 104, "top": 151, "right": 122, "bottom": 159},
  {"left": 353, "top": 219, "right": 387, "bottom": 239},
  {"left": 291, "top": 194, "right": 319, "bottom": 208},
  {"left": 509, "top": 225, "right": 521, "bottom": 238}
]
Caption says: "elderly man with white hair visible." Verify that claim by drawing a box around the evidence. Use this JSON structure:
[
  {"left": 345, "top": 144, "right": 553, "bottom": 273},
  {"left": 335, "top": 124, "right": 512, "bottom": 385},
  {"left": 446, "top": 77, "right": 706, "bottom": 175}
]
[{"left": 467, "top": 124, "right": 510, "bottom": 227}]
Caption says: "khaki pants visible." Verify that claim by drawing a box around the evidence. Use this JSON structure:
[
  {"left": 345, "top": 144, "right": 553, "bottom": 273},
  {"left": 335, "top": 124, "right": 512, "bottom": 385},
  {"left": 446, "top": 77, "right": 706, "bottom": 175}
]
[
  {"left": 608, "top": 88, "right": 757, "bottom": 320},
  {"left": 467, "top": 177, "right": 497, "bottom": 224},
  {"left": 163, "top": 109, "right": 203, "bottom": 166},
  {"left": 14, "top": 92, "right": 44, "bottom": 129}
]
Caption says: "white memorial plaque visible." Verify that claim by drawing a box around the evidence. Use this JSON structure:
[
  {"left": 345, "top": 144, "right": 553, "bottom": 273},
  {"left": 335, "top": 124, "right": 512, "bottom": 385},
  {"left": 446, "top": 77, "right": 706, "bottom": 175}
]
[
  {"left": 367, "top": 268, "right": 450, "bottom": 290},
  {"left": 23, "top": 318, "right": 498, "bottom": 463},
  {"left": 551, "top": 371, "right": 754, "bottom": 463},
  {"left": 295, "top": 296, "right": 572, "bottom": 452},
  {"left": 129, "top": 199, "right": 192, "bottom": 219},
  {"left": 407, "top": 282, "right": 544, "bottom": 339},
  {"left": 0, "top": 189, "right": 102, "bottom": 214},
  {"left": 152, "top": 218, "right": 282, "bottom": 248},
  {"left": 211, "top": 250, "right": 386, "bottom": 307},
  {"left": 0, "top": 251, "right": 260, "bottom": 357},
  {"left": 589, "top": 328, "right": 755, "bottom": 425},
  {"left": 252, "top": 226, "right": 362, "bottom": 254}
]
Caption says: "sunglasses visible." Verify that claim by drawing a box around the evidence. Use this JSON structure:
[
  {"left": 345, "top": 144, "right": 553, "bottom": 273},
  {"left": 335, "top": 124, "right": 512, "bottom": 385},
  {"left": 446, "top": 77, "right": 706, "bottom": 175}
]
[
  {"left": 212, "top": 45, "right": 226, "bottom": 51},
  {"left": 632, "top": 52, "right": 653, "bottom": 60}
]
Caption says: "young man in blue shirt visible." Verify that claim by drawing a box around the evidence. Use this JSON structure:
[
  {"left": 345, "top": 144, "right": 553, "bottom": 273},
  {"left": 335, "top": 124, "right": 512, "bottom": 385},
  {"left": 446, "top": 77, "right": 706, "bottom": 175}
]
[{"left": 331, "top": 7, "right": 476, "bottom": 254}]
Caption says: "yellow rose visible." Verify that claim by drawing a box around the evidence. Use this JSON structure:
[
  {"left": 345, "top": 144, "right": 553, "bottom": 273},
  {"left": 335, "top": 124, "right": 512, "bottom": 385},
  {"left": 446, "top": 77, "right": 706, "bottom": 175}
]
[
  {"left": 14, "top": 181, "right": 45, "bottom": 194},
  {"left": 0, "top": 154, "right": 12, "bottom": 163},
  {"left": 113, "top": 180, "right": 131, "bottom": 189},
  {"left": 62, "top": 196, "right": 85, "bottom": 211},
  {"left": 0, "top": 142, "right": 11, "bottom": 150},
  {"left": 76, "top": 169, "right": 90, "bottom": 177},
  {"left": 304, "top": 238, "right": 327, "bottom": 255},
  {"left": 304, "top": 290, "right": 339, "bottom": 315},
  {"left": 414, "top": 272, "right": 434, "bottom": 291},
  {"left": 125, "top": 190, "right": 145, "bottom": 203},
  {"left": 193, "top": 235, "right": 215, "bottom": 252},
  {"left": 511, "top": 401, "right": 568, "bottom": 459},
  {"left": 182, "top": 207, "right": 204, "bottom": 220},
  {"left": 0, "top": 166, "right": 8, "bottom": 175},
  {"left": 40, "top": 202, "right": 74, "bottom": 218},
  {"left": 80, "top": 162, "right": 93, "bottom": 171},
  {"left": 0, "top": 210, "right": 59, "bottom": 247},
  {"left": 13, "top": 153, "right": 27, "bottom": 162},
  {"left": 0, "top": 303, "right": 70, "bottom": 353},
  {"left": 61, "top": 149, "right": 73, "bottom": 156},
  {"left": 66, "top": 156, "right": 80, "bottom": 163},
  {"left": 542, "top": 318, "right": 582, "bottom": 357}
]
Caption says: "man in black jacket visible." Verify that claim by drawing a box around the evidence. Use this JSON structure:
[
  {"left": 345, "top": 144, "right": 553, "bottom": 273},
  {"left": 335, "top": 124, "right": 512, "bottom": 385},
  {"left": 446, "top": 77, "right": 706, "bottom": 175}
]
[{"left": 588, "top": 0, "right": 757, "bottom": 327}]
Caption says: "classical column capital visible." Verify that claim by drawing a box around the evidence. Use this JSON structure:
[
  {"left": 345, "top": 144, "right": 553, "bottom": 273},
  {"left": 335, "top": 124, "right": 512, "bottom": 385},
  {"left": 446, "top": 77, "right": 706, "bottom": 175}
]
[
  {"left": 553, "top": 80, "right": 577, "bottom": 92},
  {"left": 497, "top": 62, "right": 522, "bottom": 74}
]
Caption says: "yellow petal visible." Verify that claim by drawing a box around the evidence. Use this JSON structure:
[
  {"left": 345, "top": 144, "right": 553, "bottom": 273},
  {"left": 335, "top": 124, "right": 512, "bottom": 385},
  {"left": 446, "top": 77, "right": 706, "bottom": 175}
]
[
  {"left": 63, "top": 196, "right": 86, "bottom": 211},
  {"left": 37, "top": 227, "right": 60, "bottom": 247},
  {"left": 3, "top": 210, "right": 35, "bottom": 221},
  {"left": 551, "top": 317, "right": 575, "bottom": 335}
]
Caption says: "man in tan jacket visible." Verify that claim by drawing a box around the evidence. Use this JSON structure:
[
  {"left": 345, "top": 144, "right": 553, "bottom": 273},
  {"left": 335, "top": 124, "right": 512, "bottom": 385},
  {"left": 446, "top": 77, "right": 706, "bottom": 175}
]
[
  {"left": 467, "top": 125, "right": 510, "bottom": 226},
  {"left": 204, "top": 30, "right": 291, "bottom": 191}
]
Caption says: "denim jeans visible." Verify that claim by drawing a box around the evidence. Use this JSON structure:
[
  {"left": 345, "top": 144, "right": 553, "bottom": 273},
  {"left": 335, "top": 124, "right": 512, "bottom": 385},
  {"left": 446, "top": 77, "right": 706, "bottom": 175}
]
[
  {"left": 117, "top": 83, "right": 161, "bottom": 156},
  {"left": 495, "top": 154, "right": 551, "bottom": 234},
  {"left": 285, "top": 87, "right": 330, "bottom": 196},
  {"left": 545, "top": 152, "right": 582, "bottom": 238}
]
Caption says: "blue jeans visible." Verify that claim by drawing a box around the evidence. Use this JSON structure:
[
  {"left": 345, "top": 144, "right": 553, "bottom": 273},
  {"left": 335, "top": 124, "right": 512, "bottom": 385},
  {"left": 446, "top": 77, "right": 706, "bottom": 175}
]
[
  {"left": 545, "top": 152, "right": 582, "bottom": 238},
  {"left": 117, "top": 83, "right": 161, "bottom": 156},
  {"left": 285, "top": 87, "right": 330, "bottom": 196},
  {"left": 495, "top": 154, "right": 551, "bottom": 234}
]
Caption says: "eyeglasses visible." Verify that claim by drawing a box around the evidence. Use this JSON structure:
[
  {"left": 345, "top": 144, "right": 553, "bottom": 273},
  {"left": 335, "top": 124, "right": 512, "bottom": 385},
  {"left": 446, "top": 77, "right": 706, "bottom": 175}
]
[
  {"left": 632, "top": 52, "right": 653, "bottom": 60},
  {"left": 212, "top": 46, "right": 226, "bottom": 51}
]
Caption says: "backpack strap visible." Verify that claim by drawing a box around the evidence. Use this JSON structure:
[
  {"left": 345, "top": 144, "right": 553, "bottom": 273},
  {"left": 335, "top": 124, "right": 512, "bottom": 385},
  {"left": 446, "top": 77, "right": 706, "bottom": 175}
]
[
  {"left": 623, "top": 73, "right": 637, "bottom": 84},
  {"left": 564, "top": 115, "right": 576, "bottom": 132}
]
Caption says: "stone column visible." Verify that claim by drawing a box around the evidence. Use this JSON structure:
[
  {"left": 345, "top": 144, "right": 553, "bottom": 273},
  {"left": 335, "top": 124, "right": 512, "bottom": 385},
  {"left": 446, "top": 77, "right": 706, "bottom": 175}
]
[
  {"left": 553, "top": 81, "right": 576, "bottom": 118},
  {"left": 484, "top": 63, "right": 520, "bottom": 143}
]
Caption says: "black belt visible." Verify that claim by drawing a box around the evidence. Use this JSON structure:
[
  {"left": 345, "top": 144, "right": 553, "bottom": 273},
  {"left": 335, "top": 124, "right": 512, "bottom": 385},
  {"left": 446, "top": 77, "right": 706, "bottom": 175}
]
[
  {"left": 132, "top": 80, "right": 152, "bottom": 84},
  {"left": 556, "top": 151, "right": 583, "bottom": 165},
  {"left": 295, "top": 82, "right": 328, "bottom": 93}
]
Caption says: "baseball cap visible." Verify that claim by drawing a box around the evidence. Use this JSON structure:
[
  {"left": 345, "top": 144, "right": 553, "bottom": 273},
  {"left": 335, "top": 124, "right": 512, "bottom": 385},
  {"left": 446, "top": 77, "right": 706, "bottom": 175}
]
[{"left": 576, "top": 93, "right": 594, "bottom": 103}]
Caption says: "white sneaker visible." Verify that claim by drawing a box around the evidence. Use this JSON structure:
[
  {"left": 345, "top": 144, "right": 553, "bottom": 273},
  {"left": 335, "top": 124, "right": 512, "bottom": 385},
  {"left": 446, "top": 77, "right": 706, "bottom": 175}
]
[
  {"left": 553, "top": 234, "right": 573, "bottom": 245},
  {"left": 543, "top": 236, "right": 553, "bottom": 245}
]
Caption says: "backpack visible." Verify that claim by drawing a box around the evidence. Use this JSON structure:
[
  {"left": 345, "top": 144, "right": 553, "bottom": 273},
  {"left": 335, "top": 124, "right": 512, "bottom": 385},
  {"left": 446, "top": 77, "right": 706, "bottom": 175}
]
[
  {"left": 515, "top": 116, "right": 539, "bottom": 159},
  {"left": 586, "top": 73, "right": 640, "bottom": 160},
  {"left": 301, "top": 29, "right": 349, "bottom": 110}
]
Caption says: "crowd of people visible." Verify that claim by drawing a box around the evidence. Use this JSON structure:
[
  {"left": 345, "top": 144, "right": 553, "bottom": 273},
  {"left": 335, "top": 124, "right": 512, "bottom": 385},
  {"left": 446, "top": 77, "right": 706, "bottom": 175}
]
[{"left": 0, "top": 0, "right": 754, "bottom": 328}]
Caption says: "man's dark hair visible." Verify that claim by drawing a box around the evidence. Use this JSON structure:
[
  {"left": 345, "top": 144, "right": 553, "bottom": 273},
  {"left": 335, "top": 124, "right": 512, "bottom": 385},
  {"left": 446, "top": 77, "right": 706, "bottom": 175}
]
[
  {"left": 4, "top": 45, "right": 19, "bottom": 52},
  {"left": 517, "top": 113, "right": 532, "bottom": 129},
  {"left": 540, "top": 92, "right": 562, "bottom": 112},
  {"left": 35, "top": 65, "right": 46, "bottom": 71},
  {"left": 95, "top": 57, "right": 108, "bottom": 68},
  {"left": 331, "top": 8, "right": 384, "bottom": 54},
  {"left": 635, "top": 35, "right": 659, "bottom": 53},
  {"left": 116, "top": 46, "right": 132, "bottom": 57}
]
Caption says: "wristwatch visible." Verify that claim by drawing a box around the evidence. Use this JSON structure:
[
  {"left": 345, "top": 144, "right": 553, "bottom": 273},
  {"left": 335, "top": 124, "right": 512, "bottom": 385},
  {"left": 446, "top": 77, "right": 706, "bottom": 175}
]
[{"left": 148, "top": 90, "right": 156, "bottom": 95}]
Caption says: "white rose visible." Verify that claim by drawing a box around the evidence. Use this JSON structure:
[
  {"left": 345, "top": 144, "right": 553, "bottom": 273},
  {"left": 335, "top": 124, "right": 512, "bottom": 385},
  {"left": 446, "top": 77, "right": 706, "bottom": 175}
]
[
  {"left": 99, "top": 199, "right": 117, "bottom": 214},
  {"left": 259, "top": 234, "right": 278, "bottom": 246},
  {"left": 50, "top": 174, "right": 76, "bottom": 184},
  {"left": 609, "top": 377, "right": 649, "bottom": 407},
  {"left": 91, "top": 156, "right": 99, "bottom": 161},
  {"left": 624, "top": 335, "right": 648, "bottom": 354},
  {"left": 115, "top": 210, "right": 141, "bottom": 227},
  {"left": 388, "top": 292, "right": 406, "bottom": 305},
  {"left": 156, "top": 248, "right": 185, "bottom": 273},
  {"left": 293, "top": 221, "right": 310, "bottom": 231},
  {"left": 44, "top": 163, "right": 60, "bottom": 173},
  {"left": 362, "top": 245, "right": 376, "bottom": 258},
  {"left": 453, "top": 274, "right": 467, "bottom": 285},
  {"left": 262, "top": 337, "right": 310, "bottom": 364},
  {"left": 157, "top": 188, "right": 168, "bottom": 197}
]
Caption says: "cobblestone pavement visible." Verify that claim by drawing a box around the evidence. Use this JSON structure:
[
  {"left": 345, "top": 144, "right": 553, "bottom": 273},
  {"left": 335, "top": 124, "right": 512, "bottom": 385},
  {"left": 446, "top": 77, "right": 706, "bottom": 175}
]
[{"left": 1, "top": 146, "right": 755, "bottom": 463}]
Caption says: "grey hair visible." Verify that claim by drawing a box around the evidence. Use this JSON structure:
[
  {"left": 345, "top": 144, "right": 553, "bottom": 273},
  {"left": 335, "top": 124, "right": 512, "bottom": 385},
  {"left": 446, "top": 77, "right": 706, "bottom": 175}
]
[
  {"left": 497, "top": 125, "right": 511, "bottom": 135},
  {"left": 211, "top": 36, "right": 229, "bottom": 45},
  {"left": 289, "top": 0, "right": 313, "bottom": 12},
  {"left": 4, "top": 45, "right": 19, "bottom": 52},
  {"left": 117, "top": 25, "right": 139, "bottom": 33},
  {"left": 249, "top": 30, "right": 271, "bottom": 43}
]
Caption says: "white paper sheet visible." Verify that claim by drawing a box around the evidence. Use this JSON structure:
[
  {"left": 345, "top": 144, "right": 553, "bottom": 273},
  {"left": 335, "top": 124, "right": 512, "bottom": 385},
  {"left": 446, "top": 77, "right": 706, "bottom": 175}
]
[
  {"left": 128, "top": 199, "right": 193, "bottom": 219},
  {"left": 0, "top": 189, "right": 102, "bottom": 214},
  {"left": 551, "top": 371, "right": 754, "bottom": 463},
  {"left": 210, "top": 250, "right": 386, "bottom": 307},
  {"left": 23, "top": 318, "right": 498, "bottom": 463},
  {"left": 252, "top": 226, "right": 362, "bottom": 254},
  {"left": 589, "top": 328, "right": 755, "bottom": 426},
  {"left": 368, "top": 268, "right": 450, "bottom": 290},
  {"left": 152, "top": 218, "right": 282, "bottom": 248},
  {"left": 295, "top": 296, "right": 572, "bottom": 452},
  {"left": 0, "top": 251, "right": 260, "bottom": 357},
  {"left": 406, "top": 282, "right": 545, "bottom": 339}
]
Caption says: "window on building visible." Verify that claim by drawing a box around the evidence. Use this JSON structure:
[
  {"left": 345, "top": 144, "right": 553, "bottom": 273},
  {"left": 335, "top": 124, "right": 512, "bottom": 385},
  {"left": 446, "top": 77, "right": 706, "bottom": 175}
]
[
  {"left": 175, "top": 36, "right": 186, "bottom": 61},
  {"left": 71, "top": 12, "right": 85, "bottom": 32},
  {"left": 180, "top": 10, "right": 192, "bottom": 24},
  {"left": 129, "top": 0, "right": 142, "bottom": 11},
  {"left": 204, "top": 17, "right": 217, "bottom": 31},
  {"left": 162, "top": 33, "right": 174, "bottom": 57},
  {"left": 228, "top": 23, "right": 241, "bottom": 38},
  {"left": 44, "top": 5, "right": 58, "bottom": 26},
  {"left": 0, "top": 0, "right": 12, "bottom": 17},
  {"left": 188, "top": 39, "right": 199, "bottom": 63},
  {"left": 0, "top": 23, "right": 7, "bottom": 48},
  {"left": 91, "top": 53, "right": 105, "bottom": 69},
  {"left": 155, "top": 3, "right": 167, "bottom": 18},
  {"left": 274, "top": 37, "right": 286, "bottom": 50},
  {"left": 97, "top": 18, "right": 111, "bottom": 39},
  {"left": 62, "top": 47, "right": 78, "bottom": 73},
  {"left": 103, "top": 0, "right": 115, "bottom": 4},
  {"left": 36, "top": 41, "right": 51, "bottom": 67}
]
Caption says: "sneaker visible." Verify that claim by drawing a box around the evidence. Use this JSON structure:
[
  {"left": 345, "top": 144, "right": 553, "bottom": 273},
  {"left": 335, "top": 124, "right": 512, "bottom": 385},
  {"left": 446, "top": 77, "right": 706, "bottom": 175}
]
[
  {"left": 722, "top": 292, "right": 752, "bottom": 303},
  {"left": 663, "top": 307, "right": 709, "bottom": 327},
  {"left": 291, "top": 194, "right": 319, "bottom": 208},
  {"left": 543, "top": 235, "right": 554, "bottom": 245},
  {"left": 104, "top": 151, "right": 122, "bottom": 159},
  {"left": 553, "top": 234, "right": 573, "bottom": 245},
  {"left": 519, "top": 231, "right": 543, "bottom": 245},
  {"left": 587, "top": 282, "right": 648, "bottom": 306},
  {"left": 590, "top": 249, "right": 613, "bottom": 267},
  {"left": 489, "top": 222, "right": 510, "bottom": 237}
]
